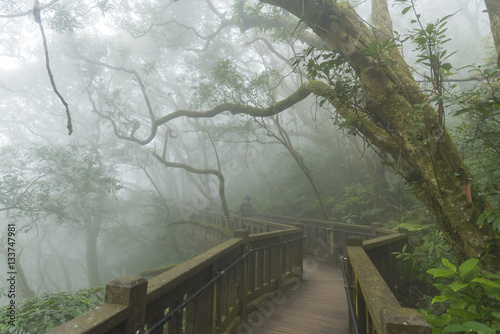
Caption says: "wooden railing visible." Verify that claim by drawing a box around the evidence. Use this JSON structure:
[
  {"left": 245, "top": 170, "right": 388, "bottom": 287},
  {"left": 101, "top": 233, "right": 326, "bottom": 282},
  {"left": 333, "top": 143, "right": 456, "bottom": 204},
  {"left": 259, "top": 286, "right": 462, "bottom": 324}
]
[
  {"left": 248, "top": 212, "right": 393, "bottom": 264},
  {"left": 344, "top": 234, "right": 431, "bottom": 334},
  {"left": 47, "top": 208, "right": 430, "bottom": 334},
  {"left": 182, "top": 209, "right": 431, "bottom": 333},
  {"left": 47, "top": 212, "right": 303, "bottom": 334},
  {"left": 232, "top": 211, "right": 431, "bottom": 333}
]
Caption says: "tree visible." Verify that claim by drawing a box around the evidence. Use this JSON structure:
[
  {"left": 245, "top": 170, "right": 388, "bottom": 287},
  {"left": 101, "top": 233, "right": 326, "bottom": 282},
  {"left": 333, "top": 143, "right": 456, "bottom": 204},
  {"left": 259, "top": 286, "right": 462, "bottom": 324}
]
[
  {"left": 97, "top": 0, "right": 498, "bottom": 265},
  {"left": 0, "top": 143, "right": 121, "bottom": 287},
  {"left": 78, "top": 0, "right": 497, "bottom": 266},
  {"left": 252, "top": 0, "right": 499, "bottom": 266},
  {"left": 485, "top": 0, "right": 500, "bottom": 62},
  {"left": 1, "top": 0, "right": 498, "bottom": 269}
]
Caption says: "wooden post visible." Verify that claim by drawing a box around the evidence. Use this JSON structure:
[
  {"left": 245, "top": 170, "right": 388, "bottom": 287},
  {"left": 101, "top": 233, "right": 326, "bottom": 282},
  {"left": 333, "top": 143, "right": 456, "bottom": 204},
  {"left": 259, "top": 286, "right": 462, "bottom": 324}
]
[
  {"left": 371, "top": 223, "right": 382, "bottom": 236},
  {"left": 234, "top": 230, "right": 249, "bottom": 321},
  {"left": 105, "top": 276, "right": 148, "bottom": 334},
  {"left": 346, "top": 236, "right": 363, "bottom": 247},
  {"left": 329, "top": 229, "right": 335, "bottom": 265},
  {"left": 277, "top": 234, "right": 285, "bottom": 290},
  {"left": 294, "top": 224, "right": 304, "bottom": 280}
]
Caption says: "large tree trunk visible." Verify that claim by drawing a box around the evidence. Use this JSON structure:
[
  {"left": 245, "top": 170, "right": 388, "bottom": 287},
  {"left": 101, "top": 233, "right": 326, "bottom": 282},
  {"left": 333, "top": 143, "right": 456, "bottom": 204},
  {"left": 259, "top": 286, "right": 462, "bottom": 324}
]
[
  {"left": 261, "top": 0, "right": 499, "bottom": 268},
  {"left": 86, "top": 208, "right": 102, "bottom": 287},
  {"left": 485, "top": 0, "right": 500, "bottom": 61},
  {"left": 0, "top": 233, "right": 35, "bottom": 299}
]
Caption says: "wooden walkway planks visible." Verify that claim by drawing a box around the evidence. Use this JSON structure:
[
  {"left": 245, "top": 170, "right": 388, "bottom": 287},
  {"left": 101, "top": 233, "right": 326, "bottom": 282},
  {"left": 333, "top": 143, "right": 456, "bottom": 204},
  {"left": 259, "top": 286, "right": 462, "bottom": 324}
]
[{"left": 239, "top": 260, "right": 349, "bottom": 334}]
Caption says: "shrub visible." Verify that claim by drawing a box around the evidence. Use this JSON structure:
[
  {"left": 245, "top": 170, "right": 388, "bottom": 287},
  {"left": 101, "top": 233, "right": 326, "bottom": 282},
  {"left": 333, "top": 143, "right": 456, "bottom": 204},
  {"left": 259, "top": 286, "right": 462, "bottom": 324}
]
[
  {"left": 0, "top": 287, "right": 104, "bottom": 334},
  {"left": 418, "top": 258, "right": 500, "bottom": 334}
]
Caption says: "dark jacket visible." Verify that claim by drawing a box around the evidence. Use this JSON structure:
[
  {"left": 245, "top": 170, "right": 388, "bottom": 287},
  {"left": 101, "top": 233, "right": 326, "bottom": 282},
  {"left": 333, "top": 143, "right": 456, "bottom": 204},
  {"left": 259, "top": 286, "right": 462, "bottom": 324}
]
[{"left": 238, "top": 202, "right": 252, "bottom": 216}]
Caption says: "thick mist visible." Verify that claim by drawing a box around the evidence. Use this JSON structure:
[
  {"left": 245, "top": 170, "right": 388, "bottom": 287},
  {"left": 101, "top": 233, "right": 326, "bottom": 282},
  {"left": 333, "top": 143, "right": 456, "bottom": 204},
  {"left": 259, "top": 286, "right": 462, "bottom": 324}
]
[{"left": 0, "top": 1, "right": 498, "bottom": 332}]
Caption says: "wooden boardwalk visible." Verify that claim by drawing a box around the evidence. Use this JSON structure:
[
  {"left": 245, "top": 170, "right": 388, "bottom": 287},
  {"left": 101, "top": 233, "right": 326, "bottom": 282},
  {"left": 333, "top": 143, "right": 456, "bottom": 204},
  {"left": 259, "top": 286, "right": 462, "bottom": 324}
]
[{"left": 239, "top": 260, "right": 349, "bottom": 334}]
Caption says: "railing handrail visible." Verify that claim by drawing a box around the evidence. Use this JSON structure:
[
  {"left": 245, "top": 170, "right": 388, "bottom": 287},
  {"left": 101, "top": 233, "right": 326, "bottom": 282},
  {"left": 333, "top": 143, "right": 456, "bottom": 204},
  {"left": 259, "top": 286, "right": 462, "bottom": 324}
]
[
  {"left": 345, "top": 236, "right": 431, "bottom": 334},
  {"left": 48, "top": 209, "right": 304, "bottom": 334},
  {"left": 47, "top": 206, "right": 430, "bottom": 334},
  {"left": 250, "top": 211, "right": 395, "bottom": 236}
]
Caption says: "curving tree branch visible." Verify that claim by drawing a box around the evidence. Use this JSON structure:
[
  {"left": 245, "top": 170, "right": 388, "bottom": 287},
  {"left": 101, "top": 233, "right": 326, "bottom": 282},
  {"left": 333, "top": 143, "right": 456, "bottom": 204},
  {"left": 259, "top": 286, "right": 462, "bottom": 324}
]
[
  {"left": 152, "top": 152, "right": 232, "bottom": 230},
  {"left": 33, "top": 0, "right": 73, "bottom": 135}
]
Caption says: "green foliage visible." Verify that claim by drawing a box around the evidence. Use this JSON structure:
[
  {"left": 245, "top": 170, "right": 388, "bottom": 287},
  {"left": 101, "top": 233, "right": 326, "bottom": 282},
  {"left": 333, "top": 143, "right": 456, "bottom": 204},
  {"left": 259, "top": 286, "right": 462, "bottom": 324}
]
[
  {"left": 191, "top": 59, "right": 279, "bottom": 109},
  {"left": 48, "top": 4, "right": 84, "bottom": 33},
  {"left": 419, "top": 258, "right": 500, "bottom": 333},
  {"left": 330, "top": 183, "right": 378, "bottom": 224},
  {"left": 389, "top": 225, "right": 454, "bottom": 311},
  {"left": 0, "top": 143, "right": 122, "bottom": 231},
  {"left": 395, "top": 0, "right": 456, "bottom": 73},
  {"left": 0, "top": 287, "right": 105, "bottom": 334},
  {"left": 478, "top": 209, "right": 500, "bottom": 233},
  {"left": 358, "top": 38, "right": 399, "bottom": 67},
  {"left": 395, "top": 0, "right": 456, "bottom": 136},
  {"left": 410, "top": 14, "right": 455, "bottom": 73},
  {"left": 450, "top": 60, "right": 500, "bottom": 232},
  {"left": 393, "top": 231, "right": 452, "bottom": 284},
  {"left": 291, "top": 46, "right": 361, "bottom": 110}
]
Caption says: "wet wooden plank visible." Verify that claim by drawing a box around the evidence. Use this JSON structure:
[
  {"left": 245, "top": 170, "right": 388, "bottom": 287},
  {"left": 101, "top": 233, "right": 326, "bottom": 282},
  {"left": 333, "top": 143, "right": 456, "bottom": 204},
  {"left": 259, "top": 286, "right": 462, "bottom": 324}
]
[{"left": 241, "top": 261, "right": 349, "bottom": 334}]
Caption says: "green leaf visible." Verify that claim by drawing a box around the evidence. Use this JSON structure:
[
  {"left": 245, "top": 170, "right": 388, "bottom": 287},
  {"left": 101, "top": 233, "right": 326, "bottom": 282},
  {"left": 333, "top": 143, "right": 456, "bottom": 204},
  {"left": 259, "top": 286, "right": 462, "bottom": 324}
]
[
  {"left": 450, "top": 281, "right": 468, "bottom": 291},
  {"left": 71, "top": 309, "right": 82, "bottom": 317},
  {"left": 462, "top": 321, "right": 495, "bottom": 333},
  {"left": 443, "top": 323, "right": 469, "bottom": 333},
  {"left": 402, "top": 6, "right": 412, "bottom": 15},
  {"left": 434, "top": 283, "right": 454, "bottom": 293},
  {"left": 442, "top": 258, "right": 457, "bottom": 272},
  {"left": 428, "top": 268, "right": 456, "bottom": 278},
  {"left": 447, "top": 308, "right": 481, "bottom": 319},
  {"left": 441, "top": 63, "right": 452, "bottom": 71},
  {"left": 432, "top": 295, "right": 454, "bottom": 303},
  {"left": 459, "top": 258, "right": 479, "bottom": 279},
  {"left": 493, "top": 216, "right": 500, "bottom": 232},
  {"left": 471, "top": 278, "right": 500, "bottom": 289}
]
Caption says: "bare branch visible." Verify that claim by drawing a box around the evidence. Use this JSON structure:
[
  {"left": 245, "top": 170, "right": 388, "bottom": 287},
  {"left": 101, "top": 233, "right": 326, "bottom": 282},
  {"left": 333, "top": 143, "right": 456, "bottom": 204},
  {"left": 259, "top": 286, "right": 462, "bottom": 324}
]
[
  {"left": 245, "top": 36, "right": 298, "bottom": 72},
  {"left": 33, "top": 0, "right": 73, "bottom": 135},
  {"left": 79, "top": 56, "right": 156, "bottom": 121},
  {"left": 152, "top": 152, "right": 232, "bottom": 228}
]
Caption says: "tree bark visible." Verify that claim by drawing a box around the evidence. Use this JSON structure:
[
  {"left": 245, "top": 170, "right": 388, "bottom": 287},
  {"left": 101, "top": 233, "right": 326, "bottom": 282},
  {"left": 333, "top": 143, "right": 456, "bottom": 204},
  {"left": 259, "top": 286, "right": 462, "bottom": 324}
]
[
  {"left": 485, "top": 0, "right": 500, "bottom": 61},
  {"left": 259, "top": 0, "right": 499, "bottom": 267},
  {"left": 46, "top": 227, "right": 73, "bottom": 291},
  {"left": 86, "top": 208, "right": 102, "bottom": 287},
  {"left": 0, "top": 235, "right": 35, "bottom": 299}
]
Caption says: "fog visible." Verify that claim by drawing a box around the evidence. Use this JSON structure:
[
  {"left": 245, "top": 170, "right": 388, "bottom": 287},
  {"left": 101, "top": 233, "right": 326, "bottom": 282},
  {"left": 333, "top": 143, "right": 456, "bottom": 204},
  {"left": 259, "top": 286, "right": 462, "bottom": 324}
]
[{"left": 0, "top": 0, "right": 497, "bottom": 321}]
